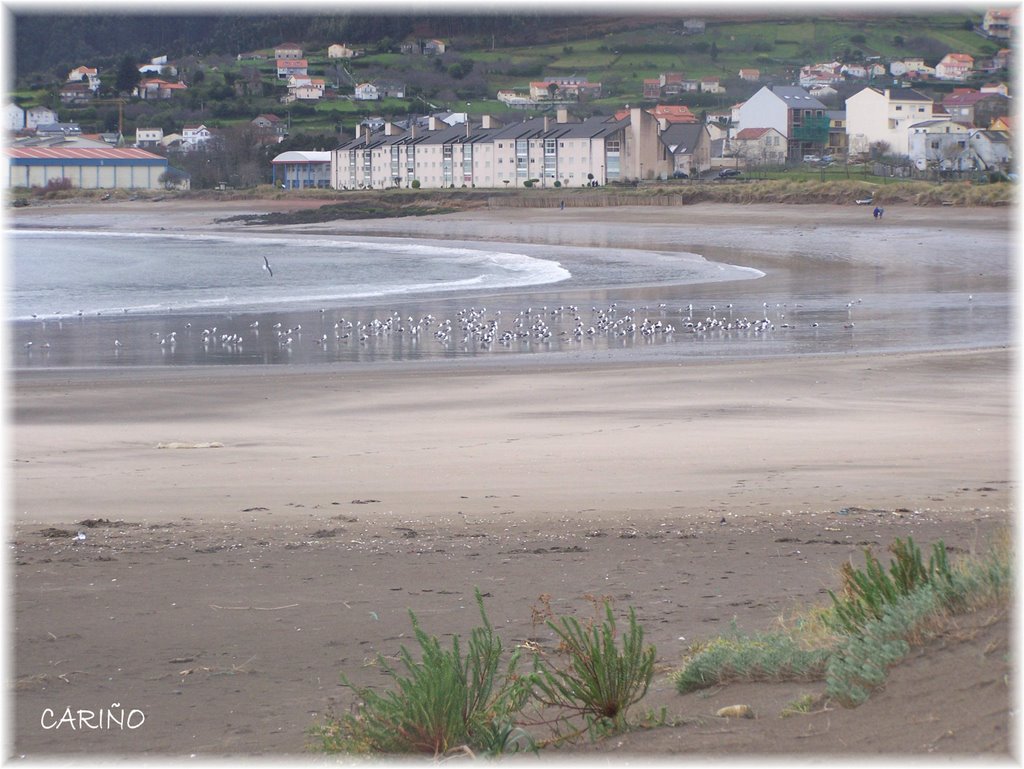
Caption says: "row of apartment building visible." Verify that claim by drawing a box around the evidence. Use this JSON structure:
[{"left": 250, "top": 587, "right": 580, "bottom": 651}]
[{"left": 275, "top": 81, "right": 1011, "bottom": 191}]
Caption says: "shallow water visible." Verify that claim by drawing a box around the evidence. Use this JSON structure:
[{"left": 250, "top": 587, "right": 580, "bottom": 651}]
[{"left": 8, "top": 227, "right": 1011, "bottom": 369}]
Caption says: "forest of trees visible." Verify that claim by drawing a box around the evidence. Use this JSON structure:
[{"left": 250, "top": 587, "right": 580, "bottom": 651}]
[{"left": 12, "top": 12, "right": 572, "bottom": 85}]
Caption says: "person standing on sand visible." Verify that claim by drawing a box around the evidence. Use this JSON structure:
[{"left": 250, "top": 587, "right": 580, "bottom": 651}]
[{"left": 873, "top": 206, "right": 881, "bottom": 219}]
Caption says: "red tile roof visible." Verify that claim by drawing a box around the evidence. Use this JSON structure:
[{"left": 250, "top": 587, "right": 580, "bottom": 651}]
[{"left": 6, "top": 147, "right": 164, "bottom": 160}]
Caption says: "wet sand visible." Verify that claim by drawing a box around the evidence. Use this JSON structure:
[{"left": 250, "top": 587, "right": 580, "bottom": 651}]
[{"left": 7, "top": 199, "right": 1016, "bottom": 758}]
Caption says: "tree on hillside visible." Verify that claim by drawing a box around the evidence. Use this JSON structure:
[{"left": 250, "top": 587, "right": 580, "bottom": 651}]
[{"left": 115, "top": 54, "right": 140, "bottom": 95}]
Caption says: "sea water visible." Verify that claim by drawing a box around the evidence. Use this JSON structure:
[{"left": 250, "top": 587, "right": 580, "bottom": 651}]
[
  {"left": 9, "top": 229, "right": 576, "bottom": 320},
  {"left": 7, "top": 228, "right": 1010, "bottom": 368}
]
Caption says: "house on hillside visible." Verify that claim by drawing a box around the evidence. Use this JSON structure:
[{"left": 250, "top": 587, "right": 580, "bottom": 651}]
[
  {"left": 738, "top": 68, "right": 760, "bottom": 82},
  {"left": 643, "top": 79, "right": 661, "bottom": 99},
  {"left": 732, "top": 126, "right": 787, "bottom": 166},
  {"left": 799, "top": 62, "right": 843, "bottom": 87},
  {"left": 328, "top": 43, "right": 358, "bottom": 58},
  {"left": 139, "top": 55, "right": 176, "bottom": 76},
  {"left": 252, "top": 113, "right": 287, "bottom": 141},
  {"left": 285, "top": 78, "right": 326, "bottom": 102},
  {"left": 981, "top": 81, "right": 1010, "bottom": 95},
  {"left": 354, "top": 83, "right": 380, "bottom": 101},
  {"left": 59, "top": 83, "right": 94, "bottom": 105},
  {"left": 737, "top": 85, "right": 828, "bottom": 162},
  {"left": 26, "top": 105, "right": 58, "bottom": 130},
  {"left": 276, "top": 58, "right": 308, "bottom": 80},
  {"left": 845, "top": 86, "right": 935, "bottom": 156},
  {"left": 275, "top": 43, "right": 303, "bottom": 59},
  {"left": 67, "top": 66, "right": 101, "bottom": 91},
  {"left": 134, "top": 78, "right": 188, "bottom": 100},
  {"left": 982, "top": 8, "right": 1015, "bottom": 39},
  {"left": 529, "top": 78, "right": 602, "bottom": 101},
  {"left": 182, "top": 124, "right": 213, "bottom": 150},
  {"left": 943, "top": 89, "right": 1011, "bottom": 127},
  {"left": 935, "top": 53, "right": 974, "bottom": 81},
  {"left": 890, "top": 58, "right": 935, "bottom": 78},
  {"left": 700, "top": 76, "right": 724, "bottom": 94},
  {"left": 135, "top": 127, "right": 164, "bottom": 148},
  {"left": 5, "top": 103, "right": 24, "bottom": 131}
]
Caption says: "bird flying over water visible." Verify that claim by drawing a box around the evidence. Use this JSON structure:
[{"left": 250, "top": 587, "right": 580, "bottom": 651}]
[{"left": 262, "top": 256, "right": 273, "bottom": 277}]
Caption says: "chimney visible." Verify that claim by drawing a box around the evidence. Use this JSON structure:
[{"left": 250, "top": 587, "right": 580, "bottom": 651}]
[
  {"left": 355, "top": 124, "right": 362, "bottom": 138},
  {"left": 543, "top": 115, "right": 549, "bottom": 132},
  {"left": 428, "top": 116, "right": 438, "bottom": 130},
  {"left": 481, "top": 114, "right": 493, "bottom": 129},
  {"left": 466, "top": 121, "right": 470, "bottom": 138},
  {"left": 411, "top": 121, "right": 417, "bottom": 139},
  {"left": 659, "top": 118, "right": 669, "bottom": 132},
  {"left": 384, "top": 122, "right": 393, "bottom": 136},
  {"left": 556, "top": 108, "right": 568, "bottom": 124}
]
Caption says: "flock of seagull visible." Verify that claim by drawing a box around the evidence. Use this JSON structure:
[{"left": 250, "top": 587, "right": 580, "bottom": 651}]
[{"left": 69, "top": 298, "right": 863, "bottom": 359}]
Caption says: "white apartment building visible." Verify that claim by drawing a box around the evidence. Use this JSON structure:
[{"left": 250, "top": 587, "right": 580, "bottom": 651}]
[
  {"left": 5, "top": 102, "right": 24, "bottom": 131},
  {"left": 329, "top": 108, "right": 669, "bottom": 190},
  {"left": 845, "top": 86, "right": 937, "bottom": 156},
  {"left": 26, "top": 106, "right": 58, "bottom": 130}
]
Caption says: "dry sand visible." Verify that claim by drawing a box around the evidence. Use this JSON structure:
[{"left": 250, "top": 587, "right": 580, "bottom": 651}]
[{"left": 7, "top": 199, "right": 1016, "bottom": 759}]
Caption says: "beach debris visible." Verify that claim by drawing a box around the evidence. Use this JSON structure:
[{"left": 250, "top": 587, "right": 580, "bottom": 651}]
[
  {"left": 351, "top": 499, "right": 380, "bottom": 505},
  {"left": 75, "top": 532, "right": 87, "bottom": 542},
  {"left": 38, "top": 528, "right": 74, "bottom": 538},
  {"left": 716, "top": 704, "right": 755, "bottom": 719},
  {"left": 156, "top": 441, "right": 224, "bottom": 449},
  {"left": 77, "top": 518, "right": 138, "bottom": 528}
]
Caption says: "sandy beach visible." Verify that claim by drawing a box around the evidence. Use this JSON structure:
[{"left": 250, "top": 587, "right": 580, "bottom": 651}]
[{"left": 8, "top": 199, "right": 1016, "bottom": 758}]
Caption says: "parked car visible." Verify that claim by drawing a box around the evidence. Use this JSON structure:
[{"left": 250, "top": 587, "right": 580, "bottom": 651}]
[
  {"left": 802, "top": 154, "right": 821, "bottom": 163},
  {"left": 717, "top": 168, "right": 742, "bottom": 179},
  {"left": 672, "top": 170, "right": 689, "bottom": 179}
]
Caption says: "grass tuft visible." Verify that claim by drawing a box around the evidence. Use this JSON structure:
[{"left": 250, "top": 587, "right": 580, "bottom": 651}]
[
  {"left": 310, "top": 589, "right": 534, "bottom": 756},
  {"left": 532, "top": 602, "right": 656, "bottom": 732}
]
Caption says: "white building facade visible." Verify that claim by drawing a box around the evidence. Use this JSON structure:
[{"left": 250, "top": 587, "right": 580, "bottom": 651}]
[
  {"left": 330, "top": 109, "right": 668, "bottom": 190},
  {"left": 845, "top": 86, "right": 936, "bottom": 156}
]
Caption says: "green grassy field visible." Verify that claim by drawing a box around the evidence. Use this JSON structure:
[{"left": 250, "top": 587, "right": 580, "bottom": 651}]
[{"left": 13, "top": 11, "right": 1001, "bottom": 138}]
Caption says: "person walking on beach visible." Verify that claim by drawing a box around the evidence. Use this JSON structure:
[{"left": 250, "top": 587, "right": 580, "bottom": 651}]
[
  {"left": 560, "top": 200, "right": 565, "bottom": 210},
  {"left": 873, "top": 206, "right": 881, "bottom": 220}
]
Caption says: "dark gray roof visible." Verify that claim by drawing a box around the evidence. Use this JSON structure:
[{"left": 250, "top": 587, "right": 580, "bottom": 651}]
[
  {"left": 336, "top": 114, "right": 628, "bottom": 152},
  {"left": 659, "top": 122, "right": 707, "bottom": 154},
  {"left": 771, "top": 86, "right": 826, "bottom": 109},
  {"left": 976, "top": 130, "right": 1009, "bottom": 143},
  {"left": 888, "top": 87, "right": 932, "bottom": 101}
]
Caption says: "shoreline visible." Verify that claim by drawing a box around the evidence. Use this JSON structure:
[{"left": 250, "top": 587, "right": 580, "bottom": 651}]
[{"left": 9, "top": 200, "right": 1016, "bottom": 757}]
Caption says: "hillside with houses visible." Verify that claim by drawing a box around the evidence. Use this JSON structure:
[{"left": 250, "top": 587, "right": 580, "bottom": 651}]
[{"left": 4, "top": 10, "right": 1015, "bottom": 192}]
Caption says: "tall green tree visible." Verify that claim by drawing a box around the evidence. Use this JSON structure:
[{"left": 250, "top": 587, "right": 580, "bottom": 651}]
[{"left": 114, "top": 54, "right": 140, "bottom": 95}]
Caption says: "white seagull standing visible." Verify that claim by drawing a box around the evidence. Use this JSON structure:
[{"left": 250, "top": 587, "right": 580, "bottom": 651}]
[{"left": 262, "top": 256, "right": 273, "bottom": 277}]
